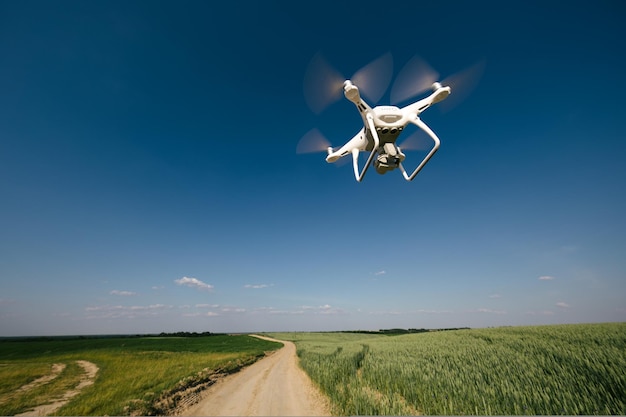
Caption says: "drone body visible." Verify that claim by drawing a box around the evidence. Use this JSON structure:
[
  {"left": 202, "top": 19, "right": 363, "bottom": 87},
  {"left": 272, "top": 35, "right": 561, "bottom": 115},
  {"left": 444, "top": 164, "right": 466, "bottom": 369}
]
[{"left": 327, "top": 80, "right": 450, "bottom": 182}]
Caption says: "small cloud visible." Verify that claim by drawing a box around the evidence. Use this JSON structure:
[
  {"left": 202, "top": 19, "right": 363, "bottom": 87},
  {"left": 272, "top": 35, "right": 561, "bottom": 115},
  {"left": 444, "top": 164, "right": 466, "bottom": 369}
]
[
  {"left": 221, "top": 307, "right": 246, "bottom": 313},
  {"left": 196, "top": 303, "right": 220, "bottom": 309},
  {"left": 556, "top": 301, "right": 570, "bottom": 308},
  {"left": 110, "top": 290, "right": 137, "bottom": 296},
  {"left": 489, "top": 293, "right": 501, "bottom": 299},
  {"left": 152, "top": 286, "right": 164, "bottom": 290},
  {"left": 244, "top": 284, "right": 271, "bottom": 289},
  {"left": 85, "top": 304, "right": 173, "bottom": 319},
  {"left": 271, "top": 304, "right": 347, "bottom": 315},
  {"left": 539, "top": 275, "right": 556, "bottom": 281},
  {"left": 174, "top": 276, "right": 214, "bottom": 291},
  {"left": 374, "top": 270, "right": 386, "bottom": 276},
  {"left": 252, "top": 306, "right": 290, "bottom": 315},
  {"left": 473, "top": 308, "right": 507, "bottom": 315},
  {"left": 206, "top": 311, "right": 220, "bottom": 317},
  {"left": 415, "top": 309, "right": 454, "bottom": 314}
]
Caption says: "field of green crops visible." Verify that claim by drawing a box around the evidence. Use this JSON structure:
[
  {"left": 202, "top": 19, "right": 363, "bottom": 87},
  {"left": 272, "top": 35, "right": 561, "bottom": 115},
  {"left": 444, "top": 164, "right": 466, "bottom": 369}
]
[
  {"left": 271, "top": 323, "right": 626, "bottom": 415},
  {"left": 0, "top": 334, "right": 282, "bottom": 415}
]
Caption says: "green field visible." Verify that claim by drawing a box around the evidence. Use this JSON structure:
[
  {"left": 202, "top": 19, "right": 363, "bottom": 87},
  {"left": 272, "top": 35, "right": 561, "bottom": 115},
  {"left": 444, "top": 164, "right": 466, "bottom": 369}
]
[
  {"left": 271, "top": 323, "right": 626, "bottom": 415},
  {"left": 0, "top": 334, "right": 282, "bottom": 415}
]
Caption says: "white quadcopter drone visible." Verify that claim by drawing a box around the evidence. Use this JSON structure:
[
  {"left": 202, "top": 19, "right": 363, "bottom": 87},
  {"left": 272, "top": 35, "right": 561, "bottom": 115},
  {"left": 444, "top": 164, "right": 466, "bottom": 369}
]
[
  {"left": 326, "top": 79, "right": 449, "bottom": 182},
  {"left": 299, "top": 53, "right": 483, "bottom": 182}
]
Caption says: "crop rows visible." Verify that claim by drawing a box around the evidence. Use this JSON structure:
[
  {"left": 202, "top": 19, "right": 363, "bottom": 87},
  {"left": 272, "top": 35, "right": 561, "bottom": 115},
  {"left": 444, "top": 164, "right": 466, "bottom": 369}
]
[{"left": 273, "top": 323, "right": 626, "bottom": 415}]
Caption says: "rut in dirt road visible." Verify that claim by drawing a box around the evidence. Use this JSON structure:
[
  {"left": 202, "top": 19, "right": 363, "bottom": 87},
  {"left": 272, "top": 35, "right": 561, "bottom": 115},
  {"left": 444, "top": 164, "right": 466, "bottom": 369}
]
[{"left": 182, "top": 336, "right": 330, "bottom": 416}]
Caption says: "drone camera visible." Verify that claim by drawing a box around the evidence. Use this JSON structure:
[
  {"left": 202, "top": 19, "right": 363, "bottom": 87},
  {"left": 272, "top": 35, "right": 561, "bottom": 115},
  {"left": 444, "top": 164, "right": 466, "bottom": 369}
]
[
  {"left": 374, "top": 153, "right": 401, "bottom": 174},
  {"left": 373, "top": 142, "right": 405, "bottom": 174}
]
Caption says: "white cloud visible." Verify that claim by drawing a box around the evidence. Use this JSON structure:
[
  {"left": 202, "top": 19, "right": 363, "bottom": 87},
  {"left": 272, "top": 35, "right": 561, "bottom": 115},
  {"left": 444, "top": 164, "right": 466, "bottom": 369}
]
[
  {"left": 252, "top": 307, "right": 291, "bottom": 315},
  {"left": 244, "top": 284, "right": 271, "bottom": 289},
  {"left": 221, "top": 307, "right": 246, "bottom": 313},
  {"left": 110, "top": 290, "right": 137, "bottom": 296},
  {"left": 538, "top": 275, "right": 556, "bottom": 281},
  {"left": 489, "top": 293, "right": 501, "bottom": 298},
  {"left": 374, "top": 270, "right": 386, "bottom": 276},
  {"left": 182, "top": 310, "right": 220, "bottom": 317},
  {"left": 368, "top": 308, "right": 454, "bottom": 316},
  {"left": 415, "top": 309, "right": 454, "bottom": 314},
  {"left": 297, "top": 304, "right": 343, "bottom": 314},
  {"left": 267, "top": 309, "right": 292, "bottom": 315},
  {"left": 86, "top": 304, "right": 170, "bottom": 312},
  {"left": 85, "top": 304, "right": 173, "bottom": 319},
  {"left": 556, "top": 301, "right": 570, "bottom": 308},
  {"left": 251, "top": 304, "right": 345, "bottom": 316},
  {"left": 472, "top": 308, "right": 507, "bottom": 315},
  {"left": 174, "top": 276, "right": 214, "bottom": 291},
  {"left": 196, "top": 303, "right": 220, "bottom": 309}
]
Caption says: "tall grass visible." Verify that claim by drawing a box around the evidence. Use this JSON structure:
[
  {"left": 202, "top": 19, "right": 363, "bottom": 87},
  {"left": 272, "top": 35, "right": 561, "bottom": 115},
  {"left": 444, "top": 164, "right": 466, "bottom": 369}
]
[
  {"left": 0, "top": 335, "right": 282, "bottom": 415},
  {"left": 272, "top": 323, "right": 626, "bottom": 415}
]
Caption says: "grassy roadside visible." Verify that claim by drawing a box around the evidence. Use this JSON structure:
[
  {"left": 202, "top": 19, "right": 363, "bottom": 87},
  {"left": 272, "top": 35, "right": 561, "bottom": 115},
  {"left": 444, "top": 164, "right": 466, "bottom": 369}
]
[{"left": 0, "top": 334, "right": 282, "bottom": 415}]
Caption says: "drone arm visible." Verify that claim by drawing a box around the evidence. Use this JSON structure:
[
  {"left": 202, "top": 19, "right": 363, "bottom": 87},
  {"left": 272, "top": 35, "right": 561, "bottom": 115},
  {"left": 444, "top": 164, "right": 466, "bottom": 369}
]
[
  {"left": 402, "top": 86, "right": 450, "bottom": 117},
  {"left": 402, "top": 96, "right": 433, "bottom": 117},
  {"left": 398, "top": 117, "right": 440, "bottom": 181},
  {"left": 352, "top": 114, "right": 380, "bottom": 182}
]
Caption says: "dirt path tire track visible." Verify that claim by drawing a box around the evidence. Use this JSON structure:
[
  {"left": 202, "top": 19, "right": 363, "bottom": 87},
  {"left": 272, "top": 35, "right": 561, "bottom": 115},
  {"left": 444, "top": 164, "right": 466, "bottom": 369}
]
[
  {"left": 16, "top": 363, "right": 66, "bottom": 394},
  {"left": 182, "top": 335, "right": 330, "bottom": 416},
  {"left": 15, "top": 360, "right": 99, "bottom": 417}
]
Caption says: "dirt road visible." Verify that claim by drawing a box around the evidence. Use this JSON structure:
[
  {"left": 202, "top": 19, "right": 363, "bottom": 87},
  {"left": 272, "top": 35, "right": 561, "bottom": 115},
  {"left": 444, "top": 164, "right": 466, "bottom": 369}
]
[{"left": 182, "top": 336, "right": 330, "bottom": 416}]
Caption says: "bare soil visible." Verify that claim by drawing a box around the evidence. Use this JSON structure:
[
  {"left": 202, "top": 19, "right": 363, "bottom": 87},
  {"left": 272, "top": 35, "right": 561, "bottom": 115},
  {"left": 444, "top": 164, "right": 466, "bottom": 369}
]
[{"left": 181, "top": 335, "right": 330, "bottom": 416}]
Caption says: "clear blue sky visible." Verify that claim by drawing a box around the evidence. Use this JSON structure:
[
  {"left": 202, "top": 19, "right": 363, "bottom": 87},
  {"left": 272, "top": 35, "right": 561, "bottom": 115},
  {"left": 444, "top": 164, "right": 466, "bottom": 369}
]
[{"left": 1, "top": 0, "right": 625, "bottom": 336}]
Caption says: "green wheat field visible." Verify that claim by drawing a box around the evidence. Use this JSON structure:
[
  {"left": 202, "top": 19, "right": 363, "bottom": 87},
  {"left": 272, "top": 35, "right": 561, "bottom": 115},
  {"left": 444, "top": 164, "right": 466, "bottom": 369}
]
[{"left": 271, "top": 323, "right": 626, "bottom": 415}]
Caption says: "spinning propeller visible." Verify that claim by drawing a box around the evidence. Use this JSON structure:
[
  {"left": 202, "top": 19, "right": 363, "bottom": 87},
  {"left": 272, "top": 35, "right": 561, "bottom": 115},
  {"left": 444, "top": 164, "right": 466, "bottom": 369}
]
[
  {"left": 391, "top": 55, "right": 486, "bottom": 111},
  {"left": 303, "top": 52, "right": 394, "bottom": 114},
  {"left": 299, "top": 52, "right": 394, "bottom": 154},
  {"left": 296, "top": 128, "right": 332, "bottom": 154}
]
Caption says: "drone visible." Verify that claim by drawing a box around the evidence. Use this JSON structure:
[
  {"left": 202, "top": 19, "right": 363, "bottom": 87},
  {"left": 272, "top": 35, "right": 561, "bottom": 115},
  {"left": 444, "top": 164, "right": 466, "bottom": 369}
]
[
  {"left": 326, "top": 79, "right": 448, "bottom": 182},
  {"left": 299, "top": 53, "right": 483, "bottom": 182}
]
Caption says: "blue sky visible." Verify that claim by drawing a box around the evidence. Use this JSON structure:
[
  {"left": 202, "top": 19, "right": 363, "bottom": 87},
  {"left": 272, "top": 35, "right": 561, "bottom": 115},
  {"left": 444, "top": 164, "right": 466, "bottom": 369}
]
[{"left": 1, "top": 0, "right": 625, "bottom": 336}]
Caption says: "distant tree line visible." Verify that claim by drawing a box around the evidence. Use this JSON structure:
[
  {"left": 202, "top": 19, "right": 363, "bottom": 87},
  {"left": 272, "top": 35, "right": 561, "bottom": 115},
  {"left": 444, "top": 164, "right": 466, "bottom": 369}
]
[
  {"left": 157, "top": 331, "right": 222, "bottom": 337},
  {"left": 343, "top": 327, "right": 470, "bottom": 335}
]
